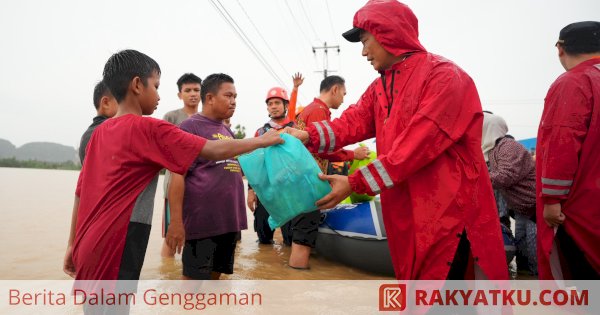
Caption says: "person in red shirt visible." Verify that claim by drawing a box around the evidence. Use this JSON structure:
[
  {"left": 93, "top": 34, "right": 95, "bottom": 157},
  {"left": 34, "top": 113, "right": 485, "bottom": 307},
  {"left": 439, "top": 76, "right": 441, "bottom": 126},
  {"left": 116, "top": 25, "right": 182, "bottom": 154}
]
[
  {"left": 536, "top": 21, "right": 600, "bottom": 280},
  {"left": 289, "top": 75, "right": 369, "bottom": 269},
  {"left": 286, "top": 0, "right": 507, "bottom": 280},
  {"left": 63, "top": 49, "right": 283, "bottom": 280}
]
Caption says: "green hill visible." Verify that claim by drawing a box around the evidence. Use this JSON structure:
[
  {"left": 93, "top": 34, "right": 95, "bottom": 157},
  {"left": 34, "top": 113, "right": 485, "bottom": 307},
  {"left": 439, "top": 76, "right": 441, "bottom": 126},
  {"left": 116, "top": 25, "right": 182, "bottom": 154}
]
[{"left": 0, "top": 138, "right": 78, "bottom": 163}]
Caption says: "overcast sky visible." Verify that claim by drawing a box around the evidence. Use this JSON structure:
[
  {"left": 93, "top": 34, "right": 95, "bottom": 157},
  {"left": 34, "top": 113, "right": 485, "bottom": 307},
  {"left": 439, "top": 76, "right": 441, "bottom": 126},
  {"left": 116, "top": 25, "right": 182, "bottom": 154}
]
[{"left": 0, "top": 0, "right": 598, "bottom": 148}]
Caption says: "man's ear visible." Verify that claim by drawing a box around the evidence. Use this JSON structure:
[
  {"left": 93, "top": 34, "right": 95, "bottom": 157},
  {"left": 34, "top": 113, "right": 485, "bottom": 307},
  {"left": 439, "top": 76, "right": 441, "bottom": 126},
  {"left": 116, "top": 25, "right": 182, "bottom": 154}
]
[
  {"left": 331, "top": 85, "right": 339, "bottom": 96},
  {"left": 557, "top": 45, "right": 565, "bottom": 58},
  {"left": 99, "top": 96, "right": 111, "bottom": 109},
  {"left": 177, "top": 91, "right": 183, "bottom": 100},
  {"left": 204, "top": 92, "right": 213, "bottom": 104},
  {"left": 131, "top": 76, "right": 143, "bottom": 95}
]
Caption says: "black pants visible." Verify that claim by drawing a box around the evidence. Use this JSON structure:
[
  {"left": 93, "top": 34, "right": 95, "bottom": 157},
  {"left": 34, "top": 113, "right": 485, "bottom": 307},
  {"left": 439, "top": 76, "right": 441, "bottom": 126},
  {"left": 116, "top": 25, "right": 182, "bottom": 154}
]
[
  {"left": 447, "top": 230, "right": 471, "bottom": 280},
  {"left": 254, "top": 199, "right": 292, "bottom": 245},
  {"left": 556, "top": 226, "right": 600, "bottom": 280}
]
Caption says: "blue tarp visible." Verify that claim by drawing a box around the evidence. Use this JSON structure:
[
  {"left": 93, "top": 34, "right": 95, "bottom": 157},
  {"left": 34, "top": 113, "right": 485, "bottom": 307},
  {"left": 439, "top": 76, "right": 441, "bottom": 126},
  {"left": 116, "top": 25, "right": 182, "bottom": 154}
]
[{"left": 518, "top": 137, "right": 537, "bottom": 151}]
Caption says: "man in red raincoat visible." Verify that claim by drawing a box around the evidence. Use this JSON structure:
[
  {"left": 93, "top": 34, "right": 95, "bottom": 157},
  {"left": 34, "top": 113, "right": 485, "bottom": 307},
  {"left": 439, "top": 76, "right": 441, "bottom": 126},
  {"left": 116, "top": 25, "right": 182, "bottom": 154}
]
[
  {"left": 286, "top": 0, "right": 507, "bottom": 280},
  {"left": 536, "top": 21, "right": 600, "bottom": 280}
]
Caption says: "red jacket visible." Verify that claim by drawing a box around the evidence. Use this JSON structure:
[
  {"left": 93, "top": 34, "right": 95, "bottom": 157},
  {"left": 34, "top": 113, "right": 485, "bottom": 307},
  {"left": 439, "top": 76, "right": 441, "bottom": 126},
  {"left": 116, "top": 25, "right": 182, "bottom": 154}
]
[
  {"left": 297, "top": 98, "right": 355, "bottom": 162},
  {"left": 305, "top": 0, "right": 507, "bottom": 280},
  {"left": 536, "top": 58, "right": 600, "bottom": 280}
]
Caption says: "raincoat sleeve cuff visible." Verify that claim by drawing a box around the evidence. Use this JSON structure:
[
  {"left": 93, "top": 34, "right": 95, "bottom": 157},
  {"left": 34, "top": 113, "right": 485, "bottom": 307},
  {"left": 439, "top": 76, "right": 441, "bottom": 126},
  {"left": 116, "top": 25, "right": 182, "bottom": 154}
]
[
  {"left": 348, "top": 172, "right": 375, "bottom": 196},
  {"left": 541, "top": 196, "right": 562, "bottom": 205},
  {"left": 346, "top": 150, "right": 355, "bottom": 161}
]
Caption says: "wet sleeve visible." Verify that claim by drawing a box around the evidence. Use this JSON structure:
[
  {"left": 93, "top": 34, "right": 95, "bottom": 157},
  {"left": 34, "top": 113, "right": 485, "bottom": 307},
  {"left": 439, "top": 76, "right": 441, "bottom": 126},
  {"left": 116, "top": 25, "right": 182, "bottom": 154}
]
[
  {"left": 538, "top": 79, "right": 591, "bottom": 204},
  {"left": 347, "top": 65, "right": 480, "bottom": 195},
  {"left": 303, "top": 105, "right": 357, "bottom": 162},
  {"left": 142, "top": 118, "right": 207, "bottom": 175},
  {"left": 305, "top": 81, "right": 377, "bottom": 155},
  {"left": 317, "top": 149, "right": 355, "bottom": 162}
]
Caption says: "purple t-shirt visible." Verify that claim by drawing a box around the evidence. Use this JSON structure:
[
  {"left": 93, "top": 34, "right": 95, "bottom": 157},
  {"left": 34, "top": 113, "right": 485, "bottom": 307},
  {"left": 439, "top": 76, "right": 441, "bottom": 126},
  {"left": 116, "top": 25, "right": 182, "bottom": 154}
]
[{"left": 180, "top": 114, "right": 247, "bottom": 240}]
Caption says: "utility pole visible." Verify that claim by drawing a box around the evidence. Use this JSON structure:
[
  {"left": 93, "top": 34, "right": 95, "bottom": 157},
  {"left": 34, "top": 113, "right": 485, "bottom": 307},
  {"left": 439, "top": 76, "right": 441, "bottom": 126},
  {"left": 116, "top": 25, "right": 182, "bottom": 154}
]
[{"left": 312, "top": 42, "right": 340, "bottom": 79}]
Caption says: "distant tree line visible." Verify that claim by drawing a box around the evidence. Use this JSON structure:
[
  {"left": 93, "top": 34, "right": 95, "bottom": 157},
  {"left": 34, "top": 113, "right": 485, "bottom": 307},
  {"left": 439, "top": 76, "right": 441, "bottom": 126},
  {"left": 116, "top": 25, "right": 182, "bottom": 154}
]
[
  {"left": 234, "top": 124, "right": 246, "bottom": 139},
  {"left": 0, "top": 157, "right": 81, "bottom": 170}
]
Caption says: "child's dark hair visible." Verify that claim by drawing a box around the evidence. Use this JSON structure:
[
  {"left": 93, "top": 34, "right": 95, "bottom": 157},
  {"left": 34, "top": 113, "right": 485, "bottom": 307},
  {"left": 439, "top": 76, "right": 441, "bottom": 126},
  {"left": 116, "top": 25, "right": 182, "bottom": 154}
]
[
  {"left": 102, "top": 50, "right": 161, "bottom": 103},
  {"left": 320, "top": 75, "right": 345, "bottom": 93},
  {"left": 92, "top": 81, "right": 112, "bottom": 110},
  {"left": 201, "top": 73, "right": 234, "bottom": 103},
  {"left": 177, "top": 73, "right": 202, "bottom": 92}
]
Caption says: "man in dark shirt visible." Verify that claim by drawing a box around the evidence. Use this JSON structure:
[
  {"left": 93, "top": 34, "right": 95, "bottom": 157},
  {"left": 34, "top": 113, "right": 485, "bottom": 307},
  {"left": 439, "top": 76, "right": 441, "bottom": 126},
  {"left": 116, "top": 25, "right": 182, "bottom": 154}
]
[{"left": 78, "top": 80, "right": 118, "bottom": 164}]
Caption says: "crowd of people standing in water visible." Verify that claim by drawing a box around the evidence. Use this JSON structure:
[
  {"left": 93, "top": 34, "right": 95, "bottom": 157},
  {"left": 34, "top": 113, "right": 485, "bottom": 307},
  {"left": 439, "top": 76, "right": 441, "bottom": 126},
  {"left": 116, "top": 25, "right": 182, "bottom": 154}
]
[{"left": 64, "top": 0, "right": 600, "bottom": 284}]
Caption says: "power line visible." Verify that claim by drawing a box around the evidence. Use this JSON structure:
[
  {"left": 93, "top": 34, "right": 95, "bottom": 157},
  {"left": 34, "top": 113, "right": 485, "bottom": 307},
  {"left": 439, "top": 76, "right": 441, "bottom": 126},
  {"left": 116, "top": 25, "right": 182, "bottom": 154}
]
[
  {"left": 324, "top": 0, "right": 337, "bottom": 40},
  {"left": 298, "top": 0, "right": 321, "bottom": 42},
  {"left": 235, "top": 0, "right": 291, "bottom": 77},
  {"left": 273, "top": 0, "right": 313, "bottom": 71},
  {"left": 208, "top": 0, "right": 287, "bottom": 87},
  {"left": 283, "top": 0, "right": 313, "bottom": 47}
]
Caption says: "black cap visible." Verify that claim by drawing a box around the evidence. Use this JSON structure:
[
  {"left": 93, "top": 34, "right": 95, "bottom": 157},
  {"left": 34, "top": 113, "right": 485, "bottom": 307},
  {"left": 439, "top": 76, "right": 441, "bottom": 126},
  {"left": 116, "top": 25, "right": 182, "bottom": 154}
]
[
  {"left": 342, "top": 27, "right": 362, "bottom": 42},
  {"left": 558, "top": 21, "right": 600, "bottom": 49}
]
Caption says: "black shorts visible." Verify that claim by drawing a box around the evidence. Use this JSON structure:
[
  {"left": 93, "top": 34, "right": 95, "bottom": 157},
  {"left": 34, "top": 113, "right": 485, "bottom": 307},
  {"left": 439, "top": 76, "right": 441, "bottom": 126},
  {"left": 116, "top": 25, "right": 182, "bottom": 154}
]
[
  {"left": 117, "top": 221, "right": 151, "bottom": 280},
  {"left": 182, "top": 232, "right": 238, "bottom": 279},
  {"left": 291, "top": 210, "right": 322, "bottom": 248}
]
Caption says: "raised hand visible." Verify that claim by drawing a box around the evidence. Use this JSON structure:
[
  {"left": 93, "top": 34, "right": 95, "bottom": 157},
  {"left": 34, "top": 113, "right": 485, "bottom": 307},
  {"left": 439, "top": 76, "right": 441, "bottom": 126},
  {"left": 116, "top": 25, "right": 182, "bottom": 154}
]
[{"left": 292, "top": 72, "right": 304, "bottom": 89}]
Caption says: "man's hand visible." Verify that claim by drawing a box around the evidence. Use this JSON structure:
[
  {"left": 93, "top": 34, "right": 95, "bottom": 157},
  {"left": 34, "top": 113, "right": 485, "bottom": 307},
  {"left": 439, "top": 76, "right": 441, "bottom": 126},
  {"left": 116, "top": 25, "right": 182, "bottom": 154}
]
[
  {"left": 315, "top": 174, "right": 353, "bottom": 209},
  {"left": 353, "top": 146, "right": 370, "bottom": 160},
  {"left": 292, "top": 72, "right": 304, "bottom": 88},
  {"left": 259, "top": 129, "right": 285, "bottom": 147},
  {"left": 283, "top": 126, "right": 309, "bottom": 144},
  {"left": 63, "top": 245, "right": 76, "bottom": 278},
  {"left": 166, "top": 221, "right": 185, "bottom": 254},
  {"left": 247, "top": 189, "right": 257, "bottom": 212},
  {"left": 543, "top": 203, "right": 565, "bottom": 228}
]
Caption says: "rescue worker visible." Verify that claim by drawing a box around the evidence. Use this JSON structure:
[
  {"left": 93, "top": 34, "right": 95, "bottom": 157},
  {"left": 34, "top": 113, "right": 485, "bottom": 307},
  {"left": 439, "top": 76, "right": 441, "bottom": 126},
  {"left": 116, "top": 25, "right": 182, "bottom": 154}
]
[
  {"left": 285, "top": 0, "right": 508, "bottom": 280},
  {"left": 247, "top": 73, "right": 304, "bottom": 245},
  {"left": 536, "top": 21, "right": 600, "bottom": 280}
]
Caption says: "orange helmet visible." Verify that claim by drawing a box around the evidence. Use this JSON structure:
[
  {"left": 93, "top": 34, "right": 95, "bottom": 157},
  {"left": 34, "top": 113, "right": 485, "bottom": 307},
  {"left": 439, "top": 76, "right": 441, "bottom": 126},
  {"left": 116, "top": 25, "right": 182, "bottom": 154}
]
[{"left": 265, "top": 87, "right": 289, "bottom": 103}]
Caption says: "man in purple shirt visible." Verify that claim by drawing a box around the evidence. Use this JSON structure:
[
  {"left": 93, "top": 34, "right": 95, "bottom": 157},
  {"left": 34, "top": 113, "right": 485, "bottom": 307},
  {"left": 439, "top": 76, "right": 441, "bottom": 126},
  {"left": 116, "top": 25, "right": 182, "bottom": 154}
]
[{"left": 166, "top": 73, "right": 247, "bottom": 280}]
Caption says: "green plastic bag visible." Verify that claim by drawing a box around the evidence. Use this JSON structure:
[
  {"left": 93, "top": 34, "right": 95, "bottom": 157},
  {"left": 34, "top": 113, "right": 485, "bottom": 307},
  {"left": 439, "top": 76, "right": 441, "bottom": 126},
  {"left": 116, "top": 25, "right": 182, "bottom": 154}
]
[
  {"left": 348, "top": 143, "right": 377, "bottom": 202},
  {"left": 239, "top": 133, "right": 332, "bottom": 229}
]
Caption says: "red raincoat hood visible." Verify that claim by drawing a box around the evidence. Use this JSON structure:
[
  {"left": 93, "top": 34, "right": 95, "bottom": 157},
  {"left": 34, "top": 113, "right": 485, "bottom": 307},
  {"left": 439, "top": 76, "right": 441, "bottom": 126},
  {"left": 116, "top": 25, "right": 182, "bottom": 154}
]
[{"left": 352, "top": 0, "right": 426, "bottom": 56}]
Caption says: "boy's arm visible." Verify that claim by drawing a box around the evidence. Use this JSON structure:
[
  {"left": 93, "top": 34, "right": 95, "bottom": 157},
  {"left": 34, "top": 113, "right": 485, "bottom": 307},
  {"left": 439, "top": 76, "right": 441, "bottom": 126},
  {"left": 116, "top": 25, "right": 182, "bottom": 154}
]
[
  {"left": 166, "top": 173, "right": 186, "bottom": 254},
  {"left": 198, "top": 129, "right": 283, "bottom": 160},
  {"left": 63, "top": 196, "right": 79, "bottom": 278}
]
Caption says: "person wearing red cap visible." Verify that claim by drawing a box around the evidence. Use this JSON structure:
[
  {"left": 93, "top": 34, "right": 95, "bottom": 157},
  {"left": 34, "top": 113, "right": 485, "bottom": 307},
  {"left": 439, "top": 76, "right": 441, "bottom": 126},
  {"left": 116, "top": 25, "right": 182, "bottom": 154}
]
[
  {"left": 247, "top": 73, "right": 304, "bottom": 246},
  {"left": 536, "top": 21, "right": 600, "bottom": 280},
  {"left": 286, "top": 0, "right": 507, "bottom": 280}
]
